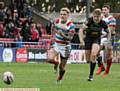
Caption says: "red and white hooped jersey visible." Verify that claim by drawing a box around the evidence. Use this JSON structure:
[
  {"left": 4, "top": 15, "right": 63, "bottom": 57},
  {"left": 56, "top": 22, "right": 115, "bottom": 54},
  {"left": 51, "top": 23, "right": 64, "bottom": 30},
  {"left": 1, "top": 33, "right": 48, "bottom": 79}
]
[{"left": 54, "top": 18, "right": 75, "bottom": 45}]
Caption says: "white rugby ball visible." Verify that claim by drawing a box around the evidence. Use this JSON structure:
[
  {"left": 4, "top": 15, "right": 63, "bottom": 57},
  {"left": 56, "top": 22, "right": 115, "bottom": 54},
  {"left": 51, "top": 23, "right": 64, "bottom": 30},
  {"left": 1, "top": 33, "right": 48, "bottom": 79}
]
[{"left": 3, "top": 71, "right": 14, "bottom": 85}]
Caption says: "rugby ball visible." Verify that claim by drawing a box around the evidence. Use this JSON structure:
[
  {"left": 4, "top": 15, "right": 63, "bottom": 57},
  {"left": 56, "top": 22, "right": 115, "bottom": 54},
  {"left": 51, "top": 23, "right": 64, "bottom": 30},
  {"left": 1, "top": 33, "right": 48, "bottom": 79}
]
[{"left": 3, "top": 71, "right": 14, "bottom": 85}]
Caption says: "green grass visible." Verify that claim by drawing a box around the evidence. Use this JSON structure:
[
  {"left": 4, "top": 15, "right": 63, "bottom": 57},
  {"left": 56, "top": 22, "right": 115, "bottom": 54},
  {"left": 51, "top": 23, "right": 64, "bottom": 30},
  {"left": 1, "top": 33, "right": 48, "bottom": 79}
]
[{"left": 0, "top": 62, "right": 120, "bottom": 91}]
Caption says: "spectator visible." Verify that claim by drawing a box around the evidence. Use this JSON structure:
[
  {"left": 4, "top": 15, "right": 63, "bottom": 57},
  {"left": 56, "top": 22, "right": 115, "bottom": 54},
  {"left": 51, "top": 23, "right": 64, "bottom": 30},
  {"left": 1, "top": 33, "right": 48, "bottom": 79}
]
[
  {"left": 46, "top": 23, "right": 51, "bottom": 35},
  {"left": 0, "top": 2, "right": 5, "bottom": 23},
  {"left": 4, "top": 19, "right": 15, "bottom": 38},
  {"left": 0, "top": 23, "right": 4, "bottom": 37},
  {"left": 25, "top": 6, "right": 32, "bottom": 18},
  {"left": 30, "top": 23, "right": 39, "bottom": 43},
  {"left": 36, "top": 23, "right": 42, "bottom": 37},
  {"left": 4, "top": 7, "right": 12, "bottom": 25},
  {"left": 20, "top": 19, "right": 31, "bottom": 42},
  {"left": 15, "top": 28, "right": 23, "bottom": 48}
]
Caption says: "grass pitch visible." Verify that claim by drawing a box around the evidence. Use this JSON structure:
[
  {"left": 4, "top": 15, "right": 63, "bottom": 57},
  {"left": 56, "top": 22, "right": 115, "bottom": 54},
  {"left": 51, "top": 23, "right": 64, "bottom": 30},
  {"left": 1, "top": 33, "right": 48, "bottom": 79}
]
[{"left": 0, "top": 62, "right": 120, "bottom": 91}]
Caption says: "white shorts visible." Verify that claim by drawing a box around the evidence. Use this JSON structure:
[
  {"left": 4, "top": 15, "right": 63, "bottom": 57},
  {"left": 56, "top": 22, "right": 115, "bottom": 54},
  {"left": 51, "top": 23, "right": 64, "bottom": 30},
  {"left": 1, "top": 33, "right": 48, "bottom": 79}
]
[
  {"left": 101, "top": 38, "right": 108, "bottom": 46},
  {"left": 101, "top": 38, "right": 111, "bottom": 47},
  {"left": 100, "top": 38, "right": 112, "bottom": 61},
  {"left": 53, "top": 43, "right": 71, "bottom": 58}
]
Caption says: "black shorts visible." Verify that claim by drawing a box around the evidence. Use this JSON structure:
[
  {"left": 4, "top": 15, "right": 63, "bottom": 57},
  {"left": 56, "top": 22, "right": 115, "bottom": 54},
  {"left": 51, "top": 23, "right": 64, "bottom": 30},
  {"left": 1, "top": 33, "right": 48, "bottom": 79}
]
[{"left": 85, "top": 38, "right": 100, "bottom": 50}]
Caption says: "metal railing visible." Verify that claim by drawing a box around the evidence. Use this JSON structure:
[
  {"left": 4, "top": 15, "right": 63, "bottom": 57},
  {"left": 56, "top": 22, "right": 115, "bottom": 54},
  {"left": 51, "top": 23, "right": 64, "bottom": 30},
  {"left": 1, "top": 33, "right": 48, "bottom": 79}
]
[{"left": 0, "top": 38, "right": 120, "bottom": 63}]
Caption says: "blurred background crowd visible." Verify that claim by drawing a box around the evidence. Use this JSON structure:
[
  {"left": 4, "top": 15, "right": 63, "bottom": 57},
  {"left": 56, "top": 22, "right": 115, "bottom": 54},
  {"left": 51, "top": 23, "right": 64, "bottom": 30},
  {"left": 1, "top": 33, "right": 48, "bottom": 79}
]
[{"left": 0, "top": 0, "right": 120, "bottom": 49}]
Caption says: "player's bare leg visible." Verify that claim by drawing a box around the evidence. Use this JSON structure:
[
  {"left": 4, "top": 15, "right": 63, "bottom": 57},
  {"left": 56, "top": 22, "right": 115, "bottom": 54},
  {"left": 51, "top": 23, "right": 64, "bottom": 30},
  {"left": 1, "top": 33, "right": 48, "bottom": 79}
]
[
  {"left": 54, "top": 54, "right": 60, "bottom": 73},
  {"left": 96, "top": 50, "right": 105, "bottom": 75},
  {"left": 57, "top": 57, "right": 67, "bottom": 84},
  {"left": 88, "top": 43, "right": 100, "bottom": 81},
  {"left": 47, "top": 48, "right": 59, "bottom": 73},
  {"left": 85, "top": 50, "right": 91, "bottom": 63},
  {"left": 102, "top": 47, "right": 112, "bottom": 77}
]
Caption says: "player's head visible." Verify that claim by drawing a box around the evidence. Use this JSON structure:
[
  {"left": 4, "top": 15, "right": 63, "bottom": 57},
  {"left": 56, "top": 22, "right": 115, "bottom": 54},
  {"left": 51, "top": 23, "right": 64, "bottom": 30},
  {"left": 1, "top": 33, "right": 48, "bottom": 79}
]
[
  {"left": 92, "top": 8, "right": 102, "bottom": 23},
  {"left": 60, "top": 7, "right": 70, "bottom": 22},
  {"left": 102, "top": 5, "right": 110, "bottom": 16}
]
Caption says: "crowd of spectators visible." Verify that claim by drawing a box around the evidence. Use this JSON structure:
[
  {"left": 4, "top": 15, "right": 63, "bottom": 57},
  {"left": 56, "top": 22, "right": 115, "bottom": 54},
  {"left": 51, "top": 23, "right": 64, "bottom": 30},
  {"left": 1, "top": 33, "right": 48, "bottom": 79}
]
[
  {"left": 0, "top": 1, "right": 50, "bottom": 48},
  {"left": 34, "top": 0, "right": 86, "bottom": 13}
]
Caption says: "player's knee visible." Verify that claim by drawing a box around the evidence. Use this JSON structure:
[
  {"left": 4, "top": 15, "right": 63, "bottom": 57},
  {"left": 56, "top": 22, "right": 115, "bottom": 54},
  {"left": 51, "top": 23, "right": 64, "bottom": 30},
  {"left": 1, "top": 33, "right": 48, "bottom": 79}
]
[
  {"left": 86, "top": 59, "right": 90, "bottom": 63},
  {"left": 91, "top": 53, "right": 97, "bottom": 60},
  {"left": 47, "top": 55, "right": 54, "bottom": 60},
  {"left": 59, "top": 64, "right": 65, "bottom": 71},
  {"left": 47, "top": 53, "right": 57, "bottom": 60},
  {"left": 59, "top": 65, "right": 62, "bottom": 70},
  {"left": 47, "top": 49, "right": 57, "bottom": 58}
]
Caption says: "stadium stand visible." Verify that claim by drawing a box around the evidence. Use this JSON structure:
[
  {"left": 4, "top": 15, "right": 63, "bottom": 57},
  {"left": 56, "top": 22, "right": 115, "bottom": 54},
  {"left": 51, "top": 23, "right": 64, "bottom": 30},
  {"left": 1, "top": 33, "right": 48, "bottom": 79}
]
[{"left": 0, "top": 0, "right": 120, "bottom": 63}]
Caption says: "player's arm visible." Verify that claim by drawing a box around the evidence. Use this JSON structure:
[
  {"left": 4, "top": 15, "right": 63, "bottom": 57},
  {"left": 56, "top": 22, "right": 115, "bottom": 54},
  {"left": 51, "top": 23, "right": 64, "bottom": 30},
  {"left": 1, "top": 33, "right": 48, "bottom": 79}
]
[
  {"left": 52, "top": 18, "right": 62, "bottom": 35},
  {"left": 102, "top": 20, "right": 110, "bottom": 38},
  {"left": 59, "top": 29, "right": 75, "bottom": 41},
  {"left": 108, "top": 18, "right": 116, "bottom": 36},
  {"left": 79, "top": 21, "right": 88, "bottom": 47},
  {"left": 107, "top": 18, "right": 116, "bottom": 40},
  {"left": 62, "top": 30, "right": 75, "bottom": 41},
  {"left": 51, "top": 22, "right": 58, "bottom": 35},
  {"left": 59, "top": 25, "right": 75, "bottom": 41}
]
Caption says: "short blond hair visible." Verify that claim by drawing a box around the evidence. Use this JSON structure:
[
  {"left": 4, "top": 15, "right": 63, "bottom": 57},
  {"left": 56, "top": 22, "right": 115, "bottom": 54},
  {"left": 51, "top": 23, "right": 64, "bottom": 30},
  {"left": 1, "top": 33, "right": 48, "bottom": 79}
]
[
  {"left": 60, "top": 7, "right": 70, "bottom": 14},
  {"left": 93, "top": 8, "right": 102, "bottom": 16}
]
